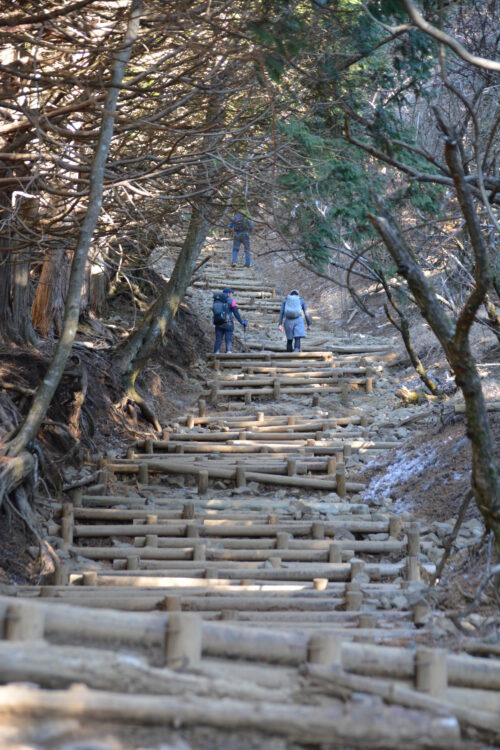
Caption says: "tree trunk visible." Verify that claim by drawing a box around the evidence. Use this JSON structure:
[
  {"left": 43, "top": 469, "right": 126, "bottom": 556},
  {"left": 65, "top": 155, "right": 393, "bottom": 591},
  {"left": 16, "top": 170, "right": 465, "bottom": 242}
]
[
  {"left": 369, "top": 120, "right": 500, "bottom": 570},
  {"left": 31, "top": 247, "right": 69, "bottom": 338},
  {"left": 116, "top": 201, "right": 209, "bottom": 388},
  {"left": 369, "top": 210, "right": 500, "bottom": 562},
  {"left": 3, "top": 0, "right": 143, "bottom": 463}
]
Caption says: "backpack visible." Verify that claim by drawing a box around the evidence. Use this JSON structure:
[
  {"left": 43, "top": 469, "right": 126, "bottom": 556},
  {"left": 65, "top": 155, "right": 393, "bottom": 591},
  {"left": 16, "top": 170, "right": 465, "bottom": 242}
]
[
  {"left": 233, "top": 216, "right": 249, "bottom": 234},
  {"left": 212, "top": 292, "right": 230, "bottom": 326},
  {"left": 284, "top": 294, "right": 302, "bottom": 319}
]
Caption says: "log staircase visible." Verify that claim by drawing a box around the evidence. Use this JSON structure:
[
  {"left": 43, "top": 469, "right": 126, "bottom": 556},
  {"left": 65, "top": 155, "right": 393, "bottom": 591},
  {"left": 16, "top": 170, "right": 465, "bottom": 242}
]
[{"left": 0, "top": 247, "right": 499, "bottom": 749}]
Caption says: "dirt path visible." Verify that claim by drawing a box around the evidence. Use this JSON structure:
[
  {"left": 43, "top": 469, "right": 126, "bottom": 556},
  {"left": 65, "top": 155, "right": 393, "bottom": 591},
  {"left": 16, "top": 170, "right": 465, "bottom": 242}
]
[{"left": 1, "top": 245, "right": 499, "bottom": 750}]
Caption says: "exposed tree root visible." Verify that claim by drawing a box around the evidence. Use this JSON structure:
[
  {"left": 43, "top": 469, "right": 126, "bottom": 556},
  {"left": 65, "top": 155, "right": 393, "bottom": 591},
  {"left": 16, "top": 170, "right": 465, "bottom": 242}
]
[
  {"left": 122, "top": 385, "right": 161, "bottom": 432},
  {"left": 0, "top": 452, "right": 35, "bottom": 511}
]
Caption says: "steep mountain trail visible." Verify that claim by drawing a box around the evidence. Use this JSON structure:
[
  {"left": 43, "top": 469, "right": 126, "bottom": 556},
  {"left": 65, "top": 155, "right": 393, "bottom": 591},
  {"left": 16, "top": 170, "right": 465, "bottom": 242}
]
[{"left": 1, "top": 243, "right": 499, "bottom": 750}]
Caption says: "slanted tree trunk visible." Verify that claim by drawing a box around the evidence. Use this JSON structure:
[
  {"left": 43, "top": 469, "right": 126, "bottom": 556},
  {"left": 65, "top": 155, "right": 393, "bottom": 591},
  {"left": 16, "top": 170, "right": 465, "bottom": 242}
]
[
  {"left": 115, "top": 92, "right": 225, "bottom": 428},
  {"left": 369, "top": 121, "right": 500, "bottom": 569},
  {"left": 378, "top": 271, "right": 439, "bottom": 395},
  {"left": 115, "top": 201, "right": 209, "bottom": 429},
  {"left": 3, "top": 0, "right": 142, "bottom": 469}
]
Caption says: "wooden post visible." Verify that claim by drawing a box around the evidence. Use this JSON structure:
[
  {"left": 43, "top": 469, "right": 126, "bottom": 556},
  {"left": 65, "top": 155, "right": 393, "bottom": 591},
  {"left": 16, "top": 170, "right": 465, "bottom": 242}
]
[
  {"left": 276, "top": 532, "right": 290, "bottom": 549},
  {"left": 336, "top": 463, "right": 346, "bottom": 498},
  {"left": 72, "top": 488, "right": 83, "bottom": 507},
  {"left": 328, "top": 542, "right": 342, "bottom": 563},
  {"left": 273, "top": 379, "right": 281, "bottom": 400},
  {"left": 313, "top": 578, "right": 328, "bottom": 591},
  {"left": 236, "top": 465, "right": 246, "bottom": 488},
  {"left": 193, "top": 543, "right": 206, "bottom": 562},
  {"left": 182, "top": 503, "right": 195, "bottom": 520},
  {"left": 83, "top": 571, "right": 98, "bottom": 586},
  {"left": 5, "top": 603, "right": 45, "bottom": 641},
  {"left": 198, "top": 470, "right": 209, "bottom": 495},
  {"left": 165, "top": 613, "right": 202, "bottom": 670},
  {"left": 61, "top": 503, "right": 74, "bottom": 549},
  {"left": 307, "top": 634, "right": 342, "bottom": 666},
  {"left": 358, "top": 613, "right": 376, "bottom": 629},
  {"left": 350, "top": 559, "right": 365, "bottom": 581},
  {"left": 312, "top": 394, "right": 320, "bottom": 407},
  {"left": 53, "top": 562, "right": 69, "bottom": 586},
  {"left": 407, "top": 556, "right": 420, "bottom": 582},
  {"left": 210, "top": 385, "right": 218, "bottom": 407},
  {"left": 144, "top": 439, "right": 154, "bottom": 455},
  {"left": 287, "top": 416, "right": 296, "bottom": 426},
  {"left": 412, "top": 600, "right": 430, "bottom": 627},
  {"left": 126, "top": 447, "right": 135, "bottom": 460},
  {"left": 389, "top": 516, "right": 403, "bottom": 538},
  {"left": 138, "top": 463, "right": 149, "bottom": 485},
  {"left": 360, "top": 415, "right": 368, "bottom": 428},
  {"left": 162, "top": 428, "right": 170, "bottom": 441},
  {"left": 345, "top": 589, "right": 363, "bottom": 611},
  {"left": 238, "top": 431, "right": 247, "bottom": 441},
  {"left": 341, "top": 382, "right": 350, "bottom": 407},
  {"left": 327, "top": 456, "right": 336, "bottom": 475},
  {"left": 415, "top": 647, "right": 447, "bottom": 698},
  {"left": 245, "top": 391, "right": 252, "bottom": 405},
  {"left": 145, "top": 534, "right": 158, "bottom": 547},
  {"left": 164, "top": 595, "right": 181, "bottom": 612},
  {"left": 312, "top": 522, "right": 325, "bottom": 540},
  {"left": 198, "top": 398, "right": 206, "bottom": 418},
  {"left": 127, "top": 555, "right": 140, "bottom": 571},
  {"left": 287, "top": 459, "right": 297, "bottom": 477},
  {"left": 365, "top": 367, "right": 373, "bottom": 394},
  {"left": 343, "top": 444, "right": 352, "bottom": 462},
  {"left": 407, "top": 523, "right": 420, "bottom": 556},
  {"left": 97, "top": 468, "right": 108, "bottom": 487},
  {"left": 257, "top": 411, "right": 265, "bottom": 422},
  {"left": 186, "top": 415, "right": 195, "bottom": 429}
]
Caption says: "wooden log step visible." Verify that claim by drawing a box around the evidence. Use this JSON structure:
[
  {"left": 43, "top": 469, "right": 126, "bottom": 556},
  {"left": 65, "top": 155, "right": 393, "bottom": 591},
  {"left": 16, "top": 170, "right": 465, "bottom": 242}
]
[
  {"left": 213, "top": 376, "right": 366, "bottom": 388},
  {"left": 72, "top": 535, "right": 400, "bottom": 559},
  {"left": 106, "top": 461, "right": 366, "bottom": 493},
  {"left": 73, "top": 518, "right": 389, "bottom": 538},
  {"left": 92, "top": 562, "right": 411, "bottom": 581},
  {"left": 209, "top": 351, "right": 333, "bottom": 360},
  {"left": 93, "top": 559, "right": 406, "bottom": 597},
  {"left": 0, "top": 684, "right": 460, "bottom": 748},
  {"left": 179, "top": 414, "right": 365, "bottom": 427}
]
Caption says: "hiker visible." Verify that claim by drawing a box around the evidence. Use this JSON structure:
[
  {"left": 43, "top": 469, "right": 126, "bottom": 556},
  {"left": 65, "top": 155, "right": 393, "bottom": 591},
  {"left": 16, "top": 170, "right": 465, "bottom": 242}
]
[
  {"left": 213, "top": 287, "right": 247, "bottom": 353},
  {"left": 228, "top": 211, "right": 254, "bottom": 268},
  {"left": 278, "top": 290, "right": 311, "bottom": 352}
]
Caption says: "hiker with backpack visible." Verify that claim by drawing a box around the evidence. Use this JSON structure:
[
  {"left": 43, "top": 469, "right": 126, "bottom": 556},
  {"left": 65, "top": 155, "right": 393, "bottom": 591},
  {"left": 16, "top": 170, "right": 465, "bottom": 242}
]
[
  {"left": 228, "top": 211, "right": 254, "bottom": 268},
  {"left": 213, "top": 287, "right": 247, "bottom": 353},
  {"left": 278, "top": 290, "right": 311, "bottom": 352}
]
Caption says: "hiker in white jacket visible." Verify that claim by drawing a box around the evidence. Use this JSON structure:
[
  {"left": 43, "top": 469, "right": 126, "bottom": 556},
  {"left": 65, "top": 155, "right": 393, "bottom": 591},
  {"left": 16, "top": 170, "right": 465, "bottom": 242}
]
[{"left": 278, "top": 290, "right": 311, "bottom": 352}]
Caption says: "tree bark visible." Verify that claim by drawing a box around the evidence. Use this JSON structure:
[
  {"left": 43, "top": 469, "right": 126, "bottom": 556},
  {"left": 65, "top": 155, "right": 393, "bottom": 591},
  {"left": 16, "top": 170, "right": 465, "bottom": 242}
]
[
  {"left": 4, "top": 0, "right": 142, "bottom": 460},
  {"left": 31, "top": 247, "right": 69, "bottom": 338}
]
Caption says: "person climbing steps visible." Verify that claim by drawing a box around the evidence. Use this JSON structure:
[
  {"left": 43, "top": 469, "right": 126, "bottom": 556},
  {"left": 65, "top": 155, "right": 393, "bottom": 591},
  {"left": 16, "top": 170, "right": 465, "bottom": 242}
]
[
  {"left": 213, "top": 287, "right": 247, "bottom": 353},
  {"left": 228, "top": 211, "right": 254, "bottom": 268},
  {"left": 278, "top": 289, "right": 311, "bottom": 352}
]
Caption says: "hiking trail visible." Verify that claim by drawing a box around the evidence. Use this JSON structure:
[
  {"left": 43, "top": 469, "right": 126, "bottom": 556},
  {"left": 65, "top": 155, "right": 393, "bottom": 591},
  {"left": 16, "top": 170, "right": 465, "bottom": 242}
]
[{"left": 1, "top": 243, "right": 499, "bottom": 750}]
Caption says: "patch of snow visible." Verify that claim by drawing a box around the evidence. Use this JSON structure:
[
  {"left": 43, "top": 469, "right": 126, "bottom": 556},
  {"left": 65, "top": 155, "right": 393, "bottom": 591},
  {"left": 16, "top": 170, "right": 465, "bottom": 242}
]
[{"left": 363, "top": 446, "right": 437, "bottom": 512}]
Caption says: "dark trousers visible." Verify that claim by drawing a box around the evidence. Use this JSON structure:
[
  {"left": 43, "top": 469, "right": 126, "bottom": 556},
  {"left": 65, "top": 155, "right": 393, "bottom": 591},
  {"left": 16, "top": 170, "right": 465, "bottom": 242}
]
[
  {"left": 232, "top": 234, "right": 250, "bottom": 266},
  {"left": 214, "top": 325, "right": 233, "bottom": 353},
  {"left": 287, "top": 337, "right": 302, "bottom": 352}
]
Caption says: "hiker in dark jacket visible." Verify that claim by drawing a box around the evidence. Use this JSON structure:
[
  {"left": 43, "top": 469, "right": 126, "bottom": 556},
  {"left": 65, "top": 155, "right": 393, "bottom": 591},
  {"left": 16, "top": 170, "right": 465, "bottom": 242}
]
[
  {"left": 213, "top": 287, "right": 247, "bottom": 354},
  {"left": 228, "top": 211, "right": 254, "bottom": 268},
  {"left": 278, "top": 290, "right": 311, "bottom": 352}
]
